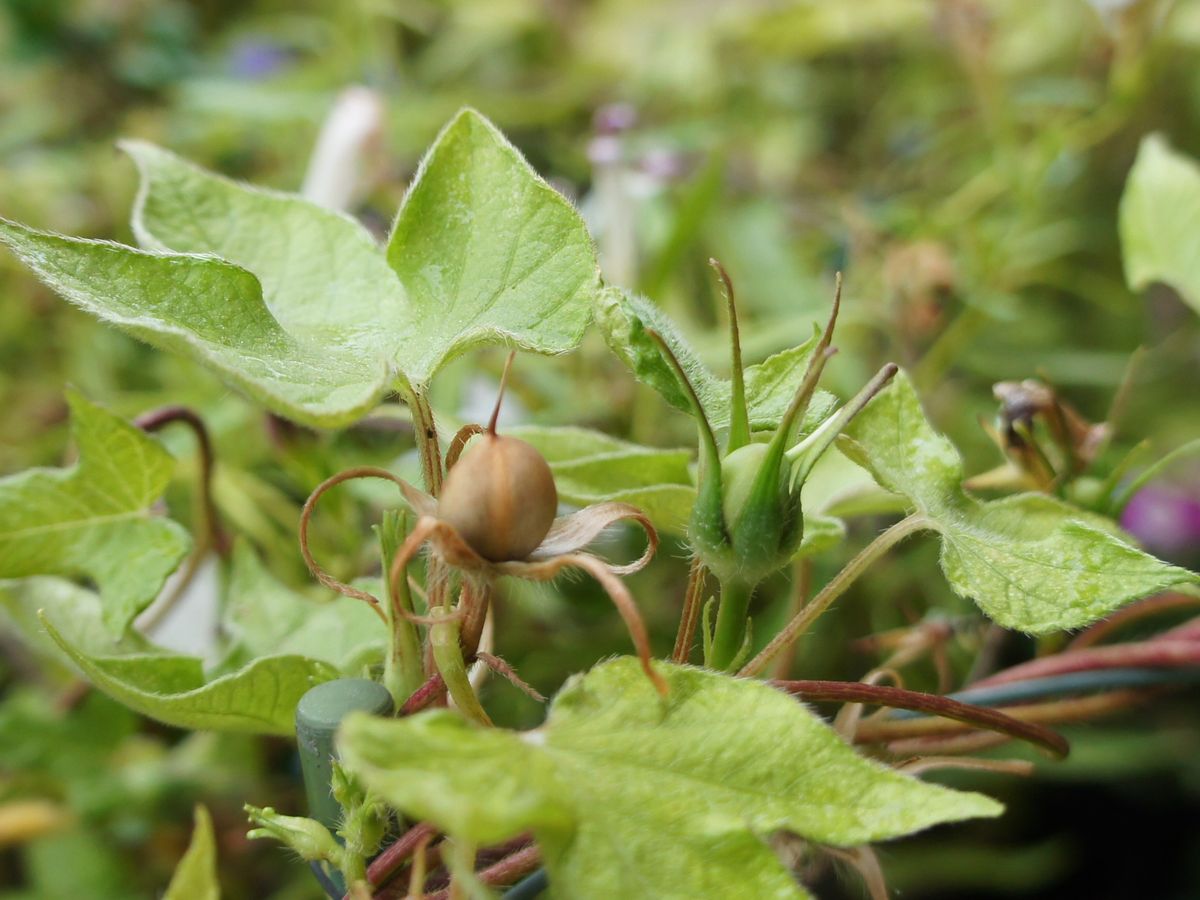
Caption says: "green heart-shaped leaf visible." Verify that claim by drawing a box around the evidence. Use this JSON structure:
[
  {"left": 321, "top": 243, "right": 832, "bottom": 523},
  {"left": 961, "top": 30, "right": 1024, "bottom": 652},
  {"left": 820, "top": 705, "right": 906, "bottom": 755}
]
[
  {"left": 0, "top": 390, "right": 190, "bottom": 633},
  {"left": 1, "top": 110, "right": 602, "bottom": 426},
  {"left": 840, "top": 371, "right": 1197, "bottom": 631},
  {"left": 340, "top": 658, "right": 1000, "bottom": 899}
]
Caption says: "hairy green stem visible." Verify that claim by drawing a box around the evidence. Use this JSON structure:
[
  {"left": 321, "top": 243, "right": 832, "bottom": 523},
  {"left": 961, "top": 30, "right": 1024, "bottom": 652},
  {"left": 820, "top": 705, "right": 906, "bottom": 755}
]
[
  {"left": 380, "top": 512, "right": 425, "bottom": 705},
  {"left": 430, "top": 618, "right": 491, "bottom": 726},
  {"left": 707, "top": 578, "right": 754, "bottom": 672},
  {"left": 404, "top": 387, "right": 444, "bottom": 495},
  {"left": 739, "top": 514, "right": 931, "bottom": 677}
]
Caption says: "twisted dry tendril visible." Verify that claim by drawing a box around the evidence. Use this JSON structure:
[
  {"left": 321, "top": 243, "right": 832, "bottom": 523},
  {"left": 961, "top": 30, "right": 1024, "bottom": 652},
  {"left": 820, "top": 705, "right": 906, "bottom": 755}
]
[{"left": 299, "top": 353, "right": 667, "bottom": 697}]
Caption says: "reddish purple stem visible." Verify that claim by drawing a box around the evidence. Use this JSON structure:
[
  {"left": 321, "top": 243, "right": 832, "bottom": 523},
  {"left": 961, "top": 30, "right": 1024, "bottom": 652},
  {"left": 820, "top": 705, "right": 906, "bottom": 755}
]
[{"left": 773, "top": 678, "right": 1069, "bottom": 757}]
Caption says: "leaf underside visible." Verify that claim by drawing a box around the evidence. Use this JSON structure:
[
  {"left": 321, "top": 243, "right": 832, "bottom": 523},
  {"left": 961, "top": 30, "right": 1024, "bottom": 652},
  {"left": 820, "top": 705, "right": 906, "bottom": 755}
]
[
  {"left": 42, "top": 613, "right": 337, "bottom": 735},
  {"left": 340, "top": 658, "right": 1000, "bottom": 900},
  {"left": 0, "top": 109, "right": 601, "bottom": 427}
]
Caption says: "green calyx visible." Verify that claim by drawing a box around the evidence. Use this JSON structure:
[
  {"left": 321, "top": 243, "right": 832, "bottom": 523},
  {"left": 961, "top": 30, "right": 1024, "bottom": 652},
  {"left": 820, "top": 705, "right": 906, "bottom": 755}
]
[{"left": 649, "top": 268, "right": 896, "bottom": 668}]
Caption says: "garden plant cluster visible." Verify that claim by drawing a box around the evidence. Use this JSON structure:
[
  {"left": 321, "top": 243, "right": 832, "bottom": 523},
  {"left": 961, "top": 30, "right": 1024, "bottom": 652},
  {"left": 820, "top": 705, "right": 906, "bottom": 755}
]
[{"left": 2, "top": 3, "right": 1200, "bottom": 899}]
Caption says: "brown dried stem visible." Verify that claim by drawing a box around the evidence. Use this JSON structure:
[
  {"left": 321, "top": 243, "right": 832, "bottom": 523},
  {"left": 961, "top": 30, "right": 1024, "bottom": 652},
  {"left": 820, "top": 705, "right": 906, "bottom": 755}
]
[
  {"left": 672, "top": 558, "right": 707, "bottom": 664},
  {"left": 564, "top": 553, "right": 668, "bottom": 697},
  {"left": 446, "top": 424, "right": 484, "bottom": 471},
  {"left": 299, "top": 466, "right": 411, "bottom": 622},
  {"left": 476, "top": 652, "right": 546, "bottom": 702}
]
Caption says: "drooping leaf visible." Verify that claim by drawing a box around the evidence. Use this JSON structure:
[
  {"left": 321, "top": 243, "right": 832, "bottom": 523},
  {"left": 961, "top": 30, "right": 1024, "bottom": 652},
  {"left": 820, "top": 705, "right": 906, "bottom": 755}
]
[
  {"left": 509, "top": 426, "right": 695, "bottom": 533},
  {"left": 1, "top": 109, "right": 601, "bottom": 425},
  {"left": 0, "top": 577, "right": 154, "bottom": 666},
  {"left": 0, "top": 219, "right": 389, "bottom": 427},
  {"left": 1120, "top": 134, "right": 1200, "bottom": 314},
  {"left": 340, "top": 658, "right": 1000, "bottom": 899},
  {"left": 220, "top": 542, "right": 384, "bottom": 674},
  {"left": 840, "top": 371, "right": 1197, "bottom": 632},
  {"left": 41, "top": 614, "right": 336, "bottom": 735},
  {"left": 386, "top": 109, "right": 601, "bottom": 386},
  {"left": 164, "top": 806, "right": 220, "bottom": 900},
  {"left": 0, "top": 390, "right": 190, "bottom": 633},
  {"left": 597, "top": 286, "right": 835, "bottom": 433},
  {"left": 124, "top": 140, "right": 411, "bottom": 345}
]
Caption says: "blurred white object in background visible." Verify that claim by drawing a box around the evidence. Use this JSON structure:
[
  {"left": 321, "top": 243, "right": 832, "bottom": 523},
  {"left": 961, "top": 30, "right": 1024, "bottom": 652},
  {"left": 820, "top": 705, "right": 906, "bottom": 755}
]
[
  {"left": 136, "top": 555, "right": 222, "bottom": 664},
  {"left": 301, "top": 86, "right": 385, "bottom": 211}
]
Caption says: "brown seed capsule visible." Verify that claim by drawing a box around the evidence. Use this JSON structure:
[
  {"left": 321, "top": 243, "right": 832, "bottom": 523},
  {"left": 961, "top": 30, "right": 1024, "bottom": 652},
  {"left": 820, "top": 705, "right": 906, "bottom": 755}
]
[
  {"left": 438, "top": 433, "right": 558, "bottom": 562},
  {"left": 437, "top": 353, "right": 557, "bottom": 562}
]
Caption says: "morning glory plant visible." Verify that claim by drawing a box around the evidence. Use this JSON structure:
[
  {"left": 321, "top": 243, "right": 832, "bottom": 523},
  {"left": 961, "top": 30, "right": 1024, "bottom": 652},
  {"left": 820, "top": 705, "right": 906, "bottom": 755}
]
[{"left": 0, "top": 109, "right": 1197, "bottom": 899}]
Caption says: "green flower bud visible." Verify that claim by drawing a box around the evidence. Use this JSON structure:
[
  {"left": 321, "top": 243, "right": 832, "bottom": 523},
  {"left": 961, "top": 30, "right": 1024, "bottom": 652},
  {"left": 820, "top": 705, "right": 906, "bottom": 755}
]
[
  {"left": 244, "top": 804, "right": 342, "bottom": 865},
  {"left": 649, "top": 265, "right": 897, "bottom": 669}
]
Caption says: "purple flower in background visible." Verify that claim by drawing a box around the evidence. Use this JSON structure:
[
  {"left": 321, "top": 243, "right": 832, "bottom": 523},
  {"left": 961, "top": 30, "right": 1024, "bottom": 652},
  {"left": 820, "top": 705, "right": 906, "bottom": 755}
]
[
  {"left": 1121, "top": 483, "right": 1200, "bottom": 564},
  {"left": 228, "top": 39, "right": 291, "bottom": 80}
]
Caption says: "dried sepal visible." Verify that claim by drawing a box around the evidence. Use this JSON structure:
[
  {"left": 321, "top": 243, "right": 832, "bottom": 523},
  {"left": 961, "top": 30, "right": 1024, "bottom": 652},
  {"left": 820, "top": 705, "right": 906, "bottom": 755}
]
[
  {"left": 475, "top": 652, "right": 547, "bottom": 702},
  {"left": 495, "top": 551, "right": 667, "bottom": 697},
  {"left": 446, "top": 423, "right": 485, "bottom": 470},
  {"left": 530, "top": 502, "right": 659, "bottom": 574},
  {"left": 299, "top": 465, "right": 412, "bottom": 622}
]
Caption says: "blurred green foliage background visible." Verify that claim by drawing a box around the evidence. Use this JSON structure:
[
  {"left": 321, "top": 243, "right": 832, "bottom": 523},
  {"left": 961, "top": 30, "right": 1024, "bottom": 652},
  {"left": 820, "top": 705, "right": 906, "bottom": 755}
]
[{"left": 2, "top": 1, "right": 1199, "bottom": 897}]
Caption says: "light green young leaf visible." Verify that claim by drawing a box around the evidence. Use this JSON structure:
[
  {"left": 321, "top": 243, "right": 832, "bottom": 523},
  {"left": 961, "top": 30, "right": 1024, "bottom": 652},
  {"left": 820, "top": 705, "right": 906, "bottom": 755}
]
[
  {"left": 0, "top": 219, "right": 390, "bottom": 427},
  {"left": 1120, "top": 134, "right": 1200, "bottom": 314},
  {"left": 42, "top": 614, "right": 336, "bottom": 735},
  {"left": 340, "top": 658, "right": 1000, "bottom": 900},
  {"left": 387, "top": 109, "right": 601, "bottom": 386},
  {"left": 597, "top": 286, "right": 835, "bottom": 433},
  {"left": 795, "top": 513, "right": 846, "bottom": 559},
  {"left": 124, "top": 140, "right": 411, "bottom": 343},
  {"left": 164, "top": 806, "right": 219, "bottom": 900},
  {"left": 743, "top": 336, "right": 837, "bottom": 430},
  {"left": 840, "top": 371, "right": 1197, "bottom": 632},
  {"left": 509, "top": 426, "right": 696, "bottom": 533},
  {"left": 2, "top": 109, "right": 600, "bottom": 424},
  {"left": 0, "top": 390, "right": 190, "bottom": 633},
  {"left": 221, "top": 543, "right": 384, "bottom": 674}
]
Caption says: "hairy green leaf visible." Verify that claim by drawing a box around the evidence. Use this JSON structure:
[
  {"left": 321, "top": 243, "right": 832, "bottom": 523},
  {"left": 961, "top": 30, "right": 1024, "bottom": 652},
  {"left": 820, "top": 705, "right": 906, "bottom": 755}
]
[
  {"left": 0, "top": 219, "right": 389, "bottom": 427},
  {"left": 42, "top": 614, "right": 336, "bottom": 735},
  {"left": 0, "top": 391, "right": 190, "bottom": 633},
  {"left": 597, "top": 286, "right": 835, "bottom": 432},
  {"left": 387, "top": 109, "right": 600, "bottom": 386},
  {"left": 340, "top": 658, "right": 999, "bottom": 899},
  {"left": 164, "top": 806, "right": 219, "bottom": 900},
  {"left": 1120, "top": 134, "right": 1200, "bottom": 314},
  {"left": 841, "top": 371, "right": 1197, "bottom": 631},
  {"left": 1, "top": 110, "right": 600, "bottom": 425}
]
